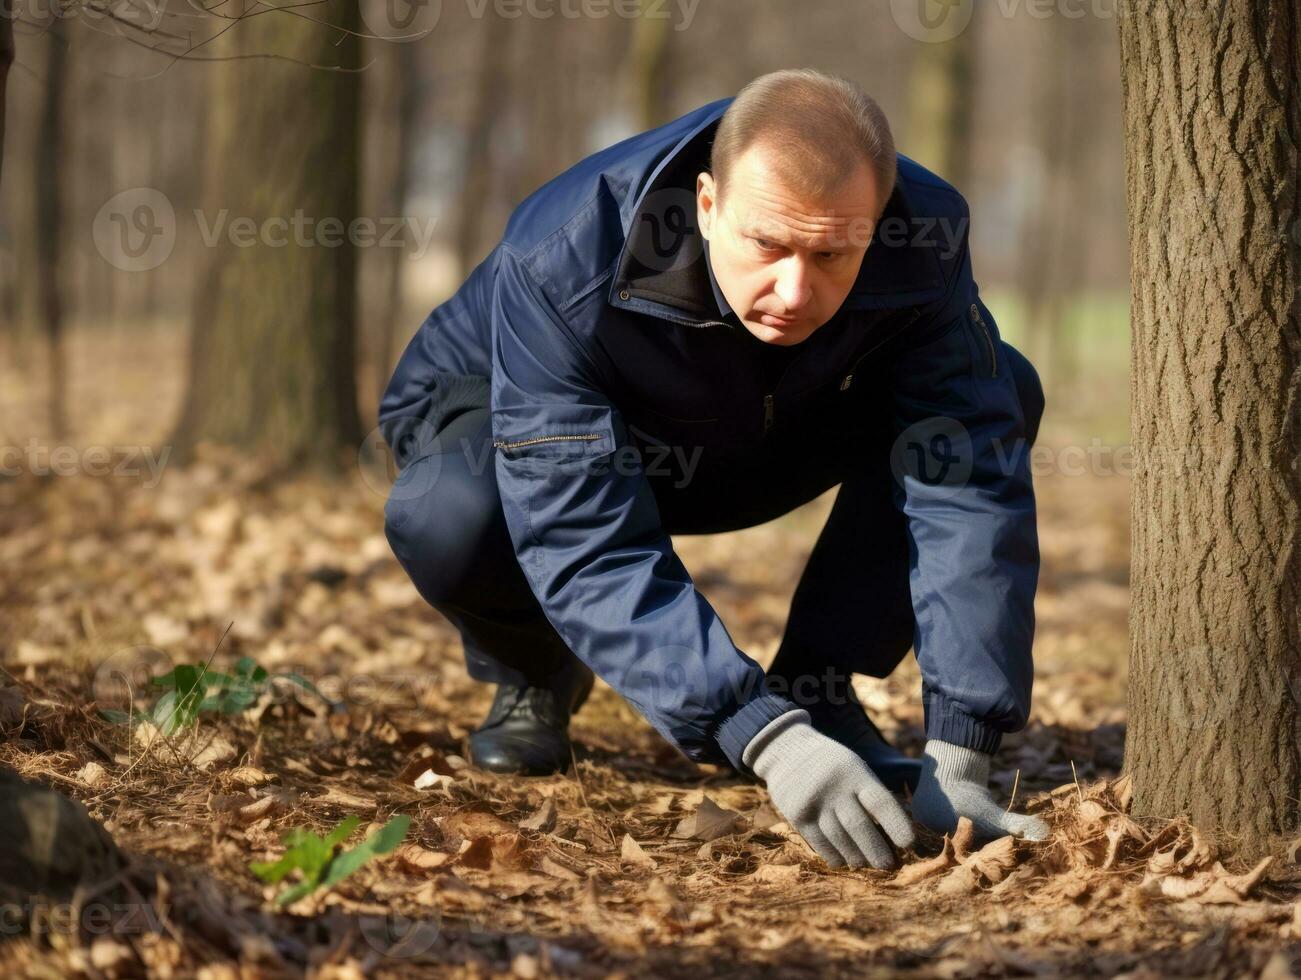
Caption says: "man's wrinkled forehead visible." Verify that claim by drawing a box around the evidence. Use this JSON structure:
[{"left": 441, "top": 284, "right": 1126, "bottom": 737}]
[
  {"left": 718, "top": 147, "right": 879, "bottom": 251},
  {"left": 724, "top": 195, "right": 879, "bottom": 252}
]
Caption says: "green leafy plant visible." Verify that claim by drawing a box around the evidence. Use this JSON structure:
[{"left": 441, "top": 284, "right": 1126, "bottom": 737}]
[
  {"left": 249, "top": 814, "right": 411, "bottom": 907},
  {"left": 102, "top": 654, "right": 318, "bottom": 733}
]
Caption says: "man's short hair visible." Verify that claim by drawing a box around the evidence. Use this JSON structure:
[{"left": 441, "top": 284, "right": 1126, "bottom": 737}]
[{"left": 710, "top": 68, "right": 897, "bottom": 219}]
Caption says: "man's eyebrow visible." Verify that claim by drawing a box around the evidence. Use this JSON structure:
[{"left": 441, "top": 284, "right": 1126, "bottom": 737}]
[{"left": 740, "top": 228, "right": 853, "bottom": 252}]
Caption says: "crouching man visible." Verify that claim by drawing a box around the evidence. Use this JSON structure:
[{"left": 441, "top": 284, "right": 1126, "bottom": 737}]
[{"left": 379, "top": 69, "right": 1048, "bottom": 869}]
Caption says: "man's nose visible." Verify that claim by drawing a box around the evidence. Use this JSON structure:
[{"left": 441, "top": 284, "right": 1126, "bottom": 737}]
[{"left": 773, "top": 257, "right": 813, "bottom": 311}]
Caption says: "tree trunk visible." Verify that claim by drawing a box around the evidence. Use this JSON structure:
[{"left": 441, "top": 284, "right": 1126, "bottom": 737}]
[
  {"left": 1119, "top": 1, "right": 1301, "bottom": 848},
  {"left": 904, "top": 28, "right": 975, "bottom": 191},
  {"left": 171, "top": 0, "right": 363, "bottom": 466},
  {"left": 367, "top": 42, "right": 417, "bottom": 416},
  {"left": 0, "top": 5, "right": 12, "bottom": 186},
  {"left": 1017, "top": 16, "right": 1077, "bottom": 391},
  {"left": 626, "top": 0, "right": 672, "bottom": 131},
  {"left": 37, "top": 28, "right": 69, "bottom": 440},
  {"left": 454, "top": 12, "right": 511, "bottom": 278}
]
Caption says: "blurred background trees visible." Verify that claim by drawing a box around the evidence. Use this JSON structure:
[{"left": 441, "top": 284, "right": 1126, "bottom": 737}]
[{"left": 0, "top": 1, "right": 1127, "bottom": 462}]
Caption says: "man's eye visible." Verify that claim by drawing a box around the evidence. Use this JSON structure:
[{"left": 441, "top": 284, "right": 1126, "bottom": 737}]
[
  {"left": 754, "top": 238, "right": 778, "bottom": 251},
  {"left": 818, "top": 251, "right": 839, "bottom": 260}
]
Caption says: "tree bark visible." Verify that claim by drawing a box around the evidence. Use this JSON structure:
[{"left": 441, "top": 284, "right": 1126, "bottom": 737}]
[
  {"left": 454, "top": 12, "right": 510, "bottom": 278},
  {"left": 367, "top": 42, "right": 417, "bottom": 415},
  {"left": 37, "top": 27, "right": 69, "bottom": 439},
  {"left": 626, "top": 0, "right": 672, "bottom": 131},
  {"left": 171, "top": 0, "right": 364, "bottom": 465},
  {"left": 904, "top": 29, "right": 975, "bottom": 191},
  {"left": 0, "top": 0, "right": 12, "bottom": 186},
  {"left": 1119, "top": 1, "right": 1301, "bottom": 848}
]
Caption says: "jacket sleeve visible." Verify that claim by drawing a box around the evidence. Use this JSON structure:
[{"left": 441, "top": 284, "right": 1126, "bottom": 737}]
[
  {"left": 886, "top": 212, "right": 1040, "bottom": 755},
  {"left": 489, "top": 246, "right": 797, "bottom": 770}
]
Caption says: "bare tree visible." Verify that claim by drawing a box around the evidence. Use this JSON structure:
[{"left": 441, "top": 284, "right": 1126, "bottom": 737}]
[
  {"left": 453, "top": 12, "right": 510, "bottom": 278},
  {"left": 1119, "top": 0, "right": 1301, "bottom": 848},
  {"left": 171, "top": 0, "right": 364, "bottom": 465},
  {"left": 904, "top": 28, "right": 975, "bottom": 191},
  {"left": 36, "top": 26, "right": 68, "bottom": 438},
  {"left": 363, "top": 41, "right": 417, "bottom": 415},
  {"left": 0, "top": 6, "right": 12, "bottom": 184},
  {"left": 626, "top": 0, "right": 671, "bottom": 131}
]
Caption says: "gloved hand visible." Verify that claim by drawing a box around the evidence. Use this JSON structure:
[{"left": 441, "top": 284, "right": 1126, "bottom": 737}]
[
  {"left": 742, "top": 708, "right": 916, "bottom": 869},
  {"left": 910, "top": 740, "right": 1049, "bottom": 841}
]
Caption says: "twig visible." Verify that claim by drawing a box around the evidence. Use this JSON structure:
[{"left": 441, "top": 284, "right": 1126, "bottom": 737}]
[{"left": 1005, "top": 768, "right": 1022, "bottom": 813}]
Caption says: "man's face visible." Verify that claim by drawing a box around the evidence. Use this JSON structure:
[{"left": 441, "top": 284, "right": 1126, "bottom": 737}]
[{"left": 697, "top": 144, "right": 879, "bottom": 346}]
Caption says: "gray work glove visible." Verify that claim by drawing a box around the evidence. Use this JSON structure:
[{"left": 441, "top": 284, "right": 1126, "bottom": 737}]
[
  {"left": 742, "top": 708, "right": 916, "bottom": 869},
  {"left": 910, "top": 740, "right": 1049, "bottom": 841}
]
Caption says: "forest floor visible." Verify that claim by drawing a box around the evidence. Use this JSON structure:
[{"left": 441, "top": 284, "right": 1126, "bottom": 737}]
[{"left": 1, "top": 329, "right": 1299, "bottom": 978}]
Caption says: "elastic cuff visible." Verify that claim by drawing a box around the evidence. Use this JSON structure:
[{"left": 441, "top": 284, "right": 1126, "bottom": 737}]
[
  {"left": 923, "top": 739, "right": 991, "bottom": 784},
  {"left": 714, "top": 685, "right": 801, "bottom": 774},
  {"left": 923, "top": 690, "right": 1004, "bottom": 755}
]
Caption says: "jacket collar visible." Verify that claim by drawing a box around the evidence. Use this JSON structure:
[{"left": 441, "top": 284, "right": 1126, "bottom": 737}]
[{"left": 608, "top": 104, "right": 947, "bottom": 323}]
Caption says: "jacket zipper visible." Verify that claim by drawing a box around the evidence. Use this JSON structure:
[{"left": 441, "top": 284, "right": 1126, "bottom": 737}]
[
  {"left": 763, "top": 394, "right": 775, "bottom": 434},
  {"left": 837, "top": 308, "right": 925, "bottom": 392},
  {"left": 970, "top": 303, "right": 997, "bottom": 377},
  {"left": 493, "top": 433, "right": 602, "bottom": 451}
]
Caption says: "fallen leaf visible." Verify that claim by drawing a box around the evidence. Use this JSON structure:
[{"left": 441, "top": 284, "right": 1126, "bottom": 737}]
[
  {"left": 937, "top": 863, "right": 980, "bottom": 896},
  {"left": 951, "top": 817, "right": 975, "bottom": 861},
  {"left": 961, "top": 835, "right": 1020, "bottom": 884},
  {"left": 749, "top": 863, "right": 801, "bottom": 885},
  {"left": 396, "top": 843, "right": 453, "bottom": 874},
  {"left": 671, "top": 796, "right": 741, "bottom": 842},
  {"left": 398, "top": 748, "right": 456, "bottom": 784},
  {"left": 227, "top": 765, "right": 273, "bottom": 788},
  {"left": 444, "top": 808, "right": 515, "bottom": 841},
  {"left": 749, "top": 802, "right": 783, "bottom": 831},
  {"left": 1286, "top": 837, "right": 1301, "bottom": 866},
  {"left": 413, "top": 770, "right": 451, "bottom": 792},
  {"left": 236, "top": 794, "right": 280, "bottom": 825},
  {"left": 75, "top": 762, "right": 108, "bottom": 788},
  {"left": 620, "top": 834, "right": 656, "bottom": 870},
  {"left": 892, "top": 837, "right": 954, "bottom": 887},
  {"left": 1102, "top": 815, "right": 1147, "bottom": 870},
  {"left": 1216, "top": 856, "right": 1274, "bottom": 899},
  {"left": 539, "top": 855, "right": 581, "bottom": 881},
  {"left": 1110, "top": 773, "right": 1134, "bottom": 812},
  {"left": 1077, "top": 799, "right": 1110, "bottom": 827},
  {"left": 315, "top": 786, "right": 376, "bottom": 811},
  {"left": 134, "top": 723, "right": 237, "bottom": 771},
  {"left": 1176, "top": 828, "right": 1217, "bottom": 872},
  {"left": 457, "top": 837, "right": 494, "bottom": 871},
  {"left": 519, "top": 797, "right": 557, "bottom": 833}
]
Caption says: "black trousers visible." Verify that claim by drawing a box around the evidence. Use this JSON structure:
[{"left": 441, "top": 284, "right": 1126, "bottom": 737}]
[{"left": 384, "top": 341, "right": 1044, "bottom": 709}]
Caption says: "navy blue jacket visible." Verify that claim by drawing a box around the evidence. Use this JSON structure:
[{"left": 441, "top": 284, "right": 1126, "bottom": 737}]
[{"left": 379, "top": 97, "right": 1039, "bottom": 773}]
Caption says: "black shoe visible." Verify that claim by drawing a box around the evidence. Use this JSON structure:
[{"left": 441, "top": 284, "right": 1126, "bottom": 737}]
[
  {"left": 806, "top": 685, "right": 922, "bottom": 794},
  {"left": 468, "top": 670, "right": 594, "bottom": 776}
]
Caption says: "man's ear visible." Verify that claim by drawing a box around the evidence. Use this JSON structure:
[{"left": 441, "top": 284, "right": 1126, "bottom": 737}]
[{"left": 696, "top": 171, "right": 716, "bottom": 241}]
